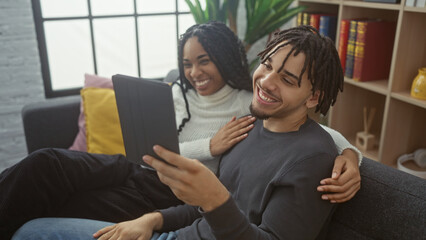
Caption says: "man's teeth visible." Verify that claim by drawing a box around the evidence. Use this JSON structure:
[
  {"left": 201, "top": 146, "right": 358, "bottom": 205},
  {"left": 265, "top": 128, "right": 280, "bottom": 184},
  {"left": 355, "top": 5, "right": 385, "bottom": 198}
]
[
  {"left": 259, "top": 90, "right": 274, "bottom": 102},
  {"left": 195, "top": 79, "right": 209, "bottom": 87}
]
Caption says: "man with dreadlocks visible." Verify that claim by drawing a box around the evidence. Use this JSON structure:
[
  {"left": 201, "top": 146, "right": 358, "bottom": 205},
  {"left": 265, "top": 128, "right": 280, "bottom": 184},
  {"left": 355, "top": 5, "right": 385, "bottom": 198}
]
[{"left": 133, "top": 25, "right": 345, "bottom": 240}]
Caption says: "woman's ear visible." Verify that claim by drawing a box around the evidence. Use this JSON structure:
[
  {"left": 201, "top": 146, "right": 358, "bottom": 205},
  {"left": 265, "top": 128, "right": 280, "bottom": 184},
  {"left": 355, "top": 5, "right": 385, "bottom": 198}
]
[{"left": 305, "top": 90, "right": 320, "bottom": 109}]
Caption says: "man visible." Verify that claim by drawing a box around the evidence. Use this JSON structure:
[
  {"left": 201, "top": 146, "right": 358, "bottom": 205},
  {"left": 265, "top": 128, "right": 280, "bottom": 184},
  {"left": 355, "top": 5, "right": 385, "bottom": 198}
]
[{"left": 13, "top": 25, "right": 346, "bottom": 240}]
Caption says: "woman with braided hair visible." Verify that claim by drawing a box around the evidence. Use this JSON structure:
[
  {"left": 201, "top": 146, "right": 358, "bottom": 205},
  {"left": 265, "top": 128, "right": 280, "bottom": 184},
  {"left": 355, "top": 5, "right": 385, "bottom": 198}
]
[{"left": 3, "top": 23, "right": 360, "bottom": 240}]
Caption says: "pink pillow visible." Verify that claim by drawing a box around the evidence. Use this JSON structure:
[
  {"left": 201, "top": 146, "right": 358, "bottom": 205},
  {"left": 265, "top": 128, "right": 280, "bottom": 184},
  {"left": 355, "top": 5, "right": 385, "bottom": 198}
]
[{"left": 68, "top": 73, "right": 113, "bottom": 151}]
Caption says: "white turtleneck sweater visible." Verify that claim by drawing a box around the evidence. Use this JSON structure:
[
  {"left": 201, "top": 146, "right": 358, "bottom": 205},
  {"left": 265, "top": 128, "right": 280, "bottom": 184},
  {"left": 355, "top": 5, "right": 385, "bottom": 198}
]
[{"left": 172, "top": 84, "right": 362, "bottom": 173}]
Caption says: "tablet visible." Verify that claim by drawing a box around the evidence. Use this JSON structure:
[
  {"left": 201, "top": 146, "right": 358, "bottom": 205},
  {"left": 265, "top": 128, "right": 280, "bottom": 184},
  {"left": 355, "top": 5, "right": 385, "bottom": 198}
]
[{"left": 112, "top": 74, "right": 179, "bottom": 167}]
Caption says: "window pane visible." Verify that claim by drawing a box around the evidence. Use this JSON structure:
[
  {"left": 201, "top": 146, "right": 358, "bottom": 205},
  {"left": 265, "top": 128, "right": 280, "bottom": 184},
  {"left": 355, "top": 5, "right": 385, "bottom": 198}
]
[
  {"left": 44, "top": 20, "right": 94, "bottom": 90},
  {"left": 91, "top": 0, "right": 134, "bottom": 16},
  {"left": 137, "top": 0, "right": 175, "bottom": 14},
  {"left": 178, "top": 14, "right": 196, "bottom": 36},
  {"left": 138, "top": 16, "right": 177, "bottom": 78},
  {"left": 40, "top": 0, "right": 88, "bottom": 18},
  {"left": 178, "top": 0, "right": 190, "bottom": 12},
  {"left": 178, "top": 0, "right": 206, "bottom": 12},
  {"left": 93, "top": 17, "right": 138, "bottom": 78}
]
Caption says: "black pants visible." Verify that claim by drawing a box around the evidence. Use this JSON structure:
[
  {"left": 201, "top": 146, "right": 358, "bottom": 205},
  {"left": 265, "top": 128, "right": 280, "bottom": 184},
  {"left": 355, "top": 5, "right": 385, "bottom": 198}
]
[{"left": 0, "top": 148, "right": 182, "bottom": 240}]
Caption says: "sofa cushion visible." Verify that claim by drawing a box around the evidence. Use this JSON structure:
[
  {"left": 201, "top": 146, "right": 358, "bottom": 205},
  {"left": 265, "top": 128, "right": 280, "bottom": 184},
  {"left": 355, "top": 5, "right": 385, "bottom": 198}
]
[
  {"left": 69, "top": 74, "right": 113, "bottom": 152},
  {"left": 81, "top": 87, "right": 125, "bottom": 155}
]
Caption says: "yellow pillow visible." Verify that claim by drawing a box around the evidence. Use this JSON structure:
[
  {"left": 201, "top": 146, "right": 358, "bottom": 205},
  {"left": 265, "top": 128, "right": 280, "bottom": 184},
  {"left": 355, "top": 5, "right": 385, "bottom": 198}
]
[{"left": 81, "top": 87, "right": 126, "bottom": 155}]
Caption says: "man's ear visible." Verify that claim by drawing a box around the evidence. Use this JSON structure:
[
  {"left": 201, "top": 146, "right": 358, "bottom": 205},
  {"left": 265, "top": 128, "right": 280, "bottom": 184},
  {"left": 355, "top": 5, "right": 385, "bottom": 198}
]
[{"left": 305, "top": 90, "right": 320, "bottom": 109}]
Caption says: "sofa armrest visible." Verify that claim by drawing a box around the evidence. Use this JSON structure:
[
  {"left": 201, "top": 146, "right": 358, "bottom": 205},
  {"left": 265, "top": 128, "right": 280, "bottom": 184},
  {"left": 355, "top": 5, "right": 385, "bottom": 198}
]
[
  {"left": 327, "top": 158, "right": 426, "bottom": 239},
  {"left": 22, "top": 96, "right": 81, "bottom": 153}
]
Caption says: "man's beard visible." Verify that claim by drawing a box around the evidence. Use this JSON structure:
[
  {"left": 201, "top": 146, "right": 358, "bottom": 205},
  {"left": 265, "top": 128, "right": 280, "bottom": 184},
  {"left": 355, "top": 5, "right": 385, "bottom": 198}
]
[{"left": 249, "top": 103, "right": 270, "bottom": 120}]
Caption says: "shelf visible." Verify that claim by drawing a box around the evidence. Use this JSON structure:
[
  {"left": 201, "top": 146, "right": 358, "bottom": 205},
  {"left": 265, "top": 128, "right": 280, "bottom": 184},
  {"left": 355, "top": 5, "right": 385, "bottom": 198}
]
[
  {"left": 348, "top": 137, "right": 380, "bottom": 161},
  {"left": 343, "top": 1, "right": 402, "bottom": 10},
  {"left": 391, "top": 91, "right": 426, "bottom": 109},
  {"left": 381, "top": 99, "right": 426, "bottom": 166},
  {"left": 299, "top": 0, "right": 341, "bottom": 5},
  {"left": 298, "top": 0, "right": 425, "bottom": 167},
  {"left": 404, "top": 6, "right": 426, "bottom": 13},
  {"left": 344, "top": 78, "right": 388, "bottom": 95},
  {"left": 330, "top": 84, "right": 386, "bottom": 149}
]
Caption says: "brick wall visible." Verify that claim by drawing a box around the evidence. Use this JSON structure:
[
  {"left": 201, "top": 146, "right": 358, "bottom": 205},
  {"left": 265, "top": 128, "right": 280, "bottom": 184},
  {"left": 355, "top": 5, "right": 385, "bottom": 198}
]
[{"left": 0, "top": 0, "right": 44, "bottom": 171}]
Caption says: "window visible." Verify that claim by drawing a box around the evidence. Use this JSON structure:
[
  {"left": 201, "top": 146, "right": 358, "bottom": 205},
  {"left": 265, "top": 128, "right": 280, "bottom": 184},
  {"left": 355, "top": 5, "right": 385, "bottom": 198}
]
[{"left": 32, "top": 0, "right": 195, "bottom": 97}]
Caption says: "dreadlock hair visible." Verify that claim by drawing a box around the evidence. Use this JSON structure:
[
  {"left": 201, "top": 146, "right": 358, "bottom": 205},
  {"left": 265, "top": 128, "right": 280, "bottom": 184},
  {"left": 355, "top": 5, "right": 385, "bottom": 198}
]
[
  {"left": 175, "top": 21, "right": 252, "bottom": 133},
  {"left": 257, "top": 25, "right": 344, "bottom": 115}
]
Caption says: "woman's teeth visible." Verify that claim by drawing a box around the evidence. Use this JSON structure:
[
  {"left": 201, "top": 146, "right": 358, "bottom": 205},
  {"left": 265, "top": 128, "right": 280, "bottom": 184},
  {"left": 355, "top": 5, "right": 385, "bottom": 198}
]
[
  {"left": 195, "top": 79, "right": 209, "bottom": 87},
  {"left": 259, "top": 89, "right": 275, "bottom": 102}
]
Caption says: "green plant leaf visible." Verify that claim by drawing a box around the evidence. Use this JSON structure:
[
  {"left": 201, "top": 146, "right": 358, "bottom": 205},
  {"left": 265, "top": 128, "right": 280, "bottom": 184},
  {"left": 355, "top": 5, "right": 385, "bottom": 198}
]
[
  {"left": 185, "top": 0, "right": 228, "bottom": 23},
  {"left": 246, "top": 9, "right": 302, "bottom": 44},
  {"left": 244, "top": 3, "right": 306, "bottom": 45},
  {"left": 245, "top": 0, "right": 255, "bottom": 21},
  {"left": 185, "top": 0, "right": 207, "bottom": 23}
]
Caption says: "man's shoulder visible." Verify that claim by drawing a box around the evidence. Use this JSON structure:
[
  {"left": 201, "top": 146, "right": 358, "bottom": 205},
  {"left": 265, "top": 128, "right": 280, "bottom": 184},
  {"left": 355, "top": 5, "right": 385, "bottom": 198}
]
[
  {"left": 297, "top": 119, "right": 338, "bottom": 157},
  {"left": 277, "top": 120, "right": 337, "bottom": 179}
]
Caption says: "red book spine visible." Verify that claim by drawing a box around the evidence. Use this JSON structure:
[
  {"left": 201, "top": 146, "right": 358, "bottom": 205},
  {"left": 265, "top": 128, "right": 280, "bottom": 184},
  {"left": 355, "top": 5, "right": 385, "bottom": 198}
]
[
  {"left": 352, "top": 20, "right": 396, "bottom": 82},
  {"left": 338, "top": 19, "right": 350, "bottom": 74},
  {"left": 310, "top": 14, "right": 321, "bottom": 30}
]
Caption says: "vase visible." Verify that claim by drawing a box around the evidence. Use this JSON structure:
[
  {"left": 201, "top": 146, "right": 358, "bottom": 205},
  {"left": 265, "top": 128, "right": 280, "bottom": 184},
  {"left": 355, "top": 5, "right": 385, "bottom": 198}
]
[{"left": 411, "top": 67, "right": 426, "bottom": 100}]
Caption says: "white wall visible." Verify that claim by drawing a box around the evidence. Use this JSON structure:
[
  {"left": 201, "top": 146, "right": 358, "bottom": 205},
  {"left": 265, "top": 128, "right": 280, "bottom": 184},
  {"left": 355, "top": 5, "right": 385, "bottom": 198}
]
[{"left": 0, "top": 0, "right": 44, "bottom": 171}]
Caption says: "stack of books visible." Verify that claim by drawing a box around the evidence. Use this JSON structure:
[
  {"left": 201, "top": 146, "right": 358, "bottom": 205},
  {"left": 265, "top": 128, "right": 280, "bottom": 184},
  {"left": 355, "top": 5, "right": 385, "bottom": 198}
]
[
  {"left": 338, "top": 19, "right": 396, "bottom": 82},
  {"left": 297, "top": 12, "right": 338, "bottom": 42}
]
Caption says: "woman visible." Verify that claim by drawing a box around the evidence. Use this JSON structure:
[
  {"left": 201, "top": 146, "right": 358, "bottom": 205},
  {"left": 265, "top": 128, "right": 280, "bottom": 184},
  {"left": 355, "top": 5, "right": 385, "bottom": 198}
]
[{"left": 4, "top": 22, "right": 360, "bottom": 240}]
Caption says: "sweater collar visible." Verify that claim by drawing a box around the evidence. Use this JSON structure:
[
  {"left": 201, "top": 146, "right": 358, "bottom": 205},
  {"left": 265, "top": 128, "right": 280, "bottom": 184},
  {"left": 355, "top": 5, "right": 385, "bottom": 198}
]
[{"left": 197, "top": 84, "right": 234, "bottom": 102}]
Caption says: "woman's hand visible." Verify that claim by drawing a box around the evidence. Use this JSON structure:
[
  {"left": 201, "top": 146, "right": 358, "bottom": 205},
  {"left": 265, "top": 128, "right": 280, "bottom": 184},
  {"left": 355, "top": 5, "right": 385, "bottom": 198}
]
[
  {"left": 144, "top": 145, "right": 230, "bottom": 212},
  {"left": 317, "top": 149, "right": 361, "bottom": 203},
  {"left": 93, "top": 212, "right": 163, "bottom": 240},
  {"left": 210, "top": 116, "right": 256, "bottom": 156}
]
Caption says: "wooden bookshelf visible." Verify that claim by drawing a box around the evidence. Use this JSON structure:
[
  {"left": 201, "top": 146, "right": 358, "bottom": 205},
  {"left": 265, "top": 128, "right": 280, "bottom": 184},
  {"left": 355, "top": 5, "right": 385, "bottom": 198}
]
[{"left": 298, "top": 0, "right": 426, "bottom": 168}]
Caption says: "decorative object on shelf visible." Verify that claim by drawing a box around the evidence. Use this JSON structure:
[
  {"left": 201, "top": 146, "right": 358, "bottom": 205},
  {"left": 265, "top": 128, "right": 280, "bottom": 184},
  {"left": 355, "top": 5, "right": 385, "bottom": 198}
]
[
  {"left": 397, "top": 148, "right": 426, "bottom": 179},
  {"left": 411, "top": 67, "right": 426, "bottom": 100},
  {"left": 356, "top": 107, "right": 376, "bottom": 152}
]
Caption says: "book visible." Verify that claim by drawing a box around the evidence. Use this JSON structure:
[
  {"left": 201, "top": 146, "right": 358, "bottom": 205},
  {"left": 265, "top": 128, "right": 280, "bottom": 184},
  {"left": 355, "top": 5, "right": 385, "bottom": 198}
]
[
  {"left": 310, "top": 13, "right": 322, "bottom": 30},
  {"left": 302, "top": 12, "right": 311, "bottom": 26},
  {"left": 297, "top": 12, "right": 303, "bottom": 26},
  {"left": 345, "top": 19, "right": 359, "bottom": 78},
  {"left": 319, "top": 15, "right": 337, "bottom": 42},
  {"left": 352, "top": 20, "right": 396, "bottom": 82},
  {"left": 338, "top": 19, "right": 350, "bottom": 74}
]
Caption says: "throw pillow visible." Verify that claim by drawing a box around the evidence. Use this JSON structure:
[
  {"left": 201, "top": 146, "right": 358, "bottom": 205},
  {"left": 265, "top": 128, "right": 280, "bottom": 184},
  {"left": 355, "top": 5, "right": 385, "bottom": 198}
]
[
  {"left": 69, "top": 74, "right": 113, "bottom": 151},
  {"left": 81, "top": 87, "right": 125, "bottom": 155}
]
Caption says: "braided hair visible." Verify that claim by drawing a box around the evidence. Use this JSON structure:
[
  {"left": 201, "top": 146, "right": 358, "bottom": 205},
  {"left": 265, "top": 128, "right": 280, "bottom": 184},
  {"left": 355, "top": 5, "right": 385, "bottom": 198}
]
[
  {"left": 257, "top": 25, "right": 344, "bottom": 115},
  {"left": 175, "top": 21, "right": 252, "bottom": 133}
]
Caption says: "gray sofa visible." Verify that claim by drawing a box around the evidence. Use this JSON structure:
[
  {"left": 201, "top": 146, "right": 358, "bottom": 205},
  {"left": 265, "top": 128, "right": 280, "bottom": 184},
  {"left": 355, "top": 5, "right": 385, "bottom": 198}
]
[{"left": 21, "top": 96, "right": 426, "bottom": 239}]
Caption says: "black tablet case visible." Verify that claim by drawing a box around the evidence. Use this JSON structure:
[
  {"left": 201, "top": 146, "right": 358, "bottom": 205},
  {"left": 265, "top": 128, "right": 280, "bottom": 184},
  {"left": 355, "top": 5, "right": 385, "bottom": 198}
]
[{"left": 112, "top": 74, "right": 179, "bottom": 167}]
